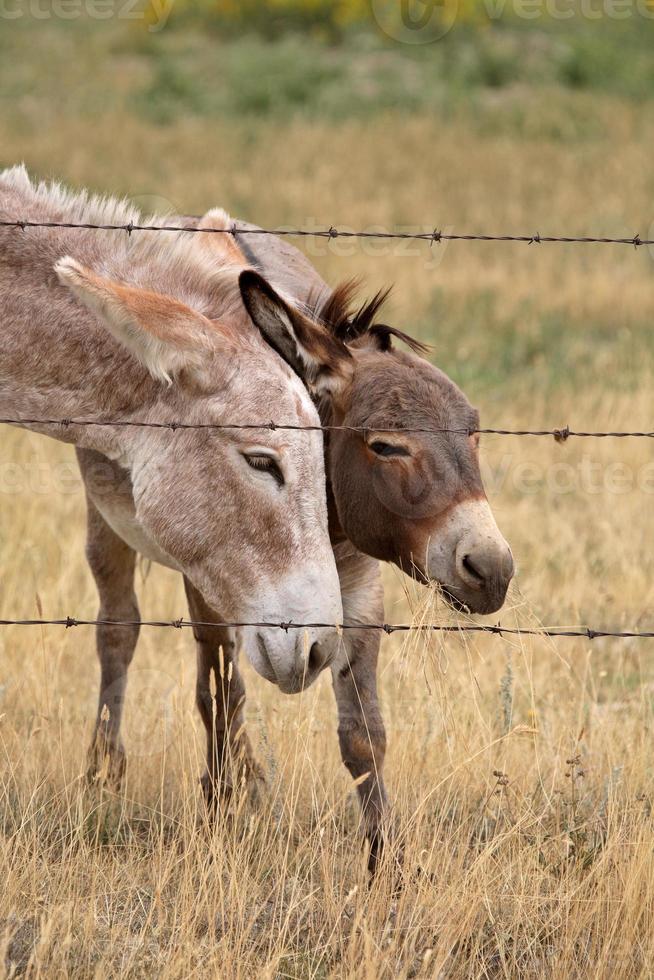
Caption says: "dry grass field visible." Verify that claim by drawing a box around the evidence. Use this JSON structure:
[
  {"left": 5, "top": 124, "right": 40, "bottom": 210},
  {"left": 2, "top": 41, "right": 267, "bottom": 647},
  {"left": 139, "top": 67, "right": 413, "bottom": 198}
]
[{"left": 2, "top": 17, "right": 654, "bottom": 979}]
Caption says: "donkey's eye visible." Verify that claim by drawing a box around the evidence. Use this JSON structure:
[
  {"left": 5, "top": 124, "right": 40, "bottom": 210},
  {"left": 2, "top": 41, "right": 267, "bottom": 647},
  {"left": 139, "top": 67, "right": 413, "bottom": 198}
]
[
  {"left": 244, "top": 454, "right": 285, "bottom": 487},
  {"left": 369, "top": 441, "right": 411, "bottom": 458}
]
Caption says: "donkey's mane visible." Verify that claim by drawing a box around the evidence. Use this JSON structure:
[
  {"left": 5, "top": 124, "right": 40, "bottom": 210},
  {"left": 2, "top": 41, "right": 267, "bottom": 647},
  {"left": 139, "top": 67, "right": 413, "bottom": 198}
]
[
  {"left": 0, "top": 166, "right": 246, "bottom": 321},
  {"left": 1, "top": 164, "right": 144, "bottom": 228},
  {"left": 310, "top": 279, "right": 430, "bottom": 355}
]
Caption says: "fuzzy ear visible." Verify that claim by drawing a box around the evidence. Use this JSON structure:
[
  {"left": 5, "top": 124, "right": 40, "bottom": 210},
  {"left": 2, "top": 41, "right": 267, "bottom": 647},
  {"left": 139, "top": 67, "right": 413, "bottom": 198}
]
[
  {"left": 55, "top": 257, "right": 216, "bottom": 384},
  {"left": 239, "top": 269, "right": 352, "bottom": 396}
]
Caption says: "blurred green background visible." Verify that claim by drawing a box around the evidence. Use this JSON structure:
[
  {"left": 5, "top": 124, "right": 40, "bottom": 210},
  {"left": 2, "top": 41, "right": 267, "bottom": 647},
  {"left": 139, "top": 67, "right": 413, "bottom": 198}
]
[
  {"left": 2, "top": 2, "right": 653, "bottom": 126},
  {"left": 2, "top": 0, "right": 654, "bottom": 433}
]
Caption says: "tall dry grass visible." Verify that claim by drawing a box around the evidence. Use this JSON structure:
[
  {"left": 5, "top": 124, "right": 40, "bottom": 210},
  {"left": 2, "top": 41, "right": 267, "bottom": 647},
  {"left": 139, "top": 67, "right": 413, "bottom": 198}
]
[{"left": 2, "top": 77, "right": 654, "bottom": 977}]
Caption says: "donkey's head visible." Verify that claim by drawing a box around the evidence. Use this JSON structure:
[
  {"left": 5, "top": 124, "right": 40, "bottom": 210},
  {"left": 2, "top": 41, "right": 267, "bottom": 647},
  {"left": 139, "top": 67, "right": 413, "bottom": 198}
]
[
  {"left": 54, "top": 253, "right": 344, "bottom": 694},
  {"left": 240, "top": 274, "right": 513, "bottom": 616}
]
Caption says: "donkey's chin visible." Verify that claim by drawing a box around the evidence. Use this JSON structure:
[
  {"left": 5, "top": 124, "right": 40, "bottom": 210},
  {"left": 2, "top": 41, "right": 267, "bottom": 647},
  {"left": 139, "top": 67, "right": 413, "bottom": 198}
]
[
  {"left": 441, "top": 587, "right": 473, "bottom": 614},
  {"left": 407, "top": 559, "right": 509, "bottom": 616},
  {"left": 441, "top": 586, "right": 507, "bottom": 617}
]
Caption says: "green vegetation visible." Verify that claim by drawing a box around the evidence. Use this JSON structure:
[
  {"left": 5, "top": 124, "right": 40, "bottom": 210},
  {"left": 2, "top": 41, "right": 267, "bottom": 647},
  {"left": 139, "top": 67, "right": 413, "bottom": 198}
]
[
  {"left": 421, "top": 285, "right": 654, "bottom": 397},
  {"left": 0, "top": 12, "right": 653, "bottom": 131}
]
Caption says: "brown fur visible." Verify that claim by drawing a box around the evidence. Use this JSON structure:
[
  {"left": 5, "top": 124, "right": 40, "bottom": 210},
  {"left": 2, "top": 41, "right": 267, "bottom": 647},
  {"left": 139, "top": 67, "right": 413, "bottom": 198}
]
[{"left": 312, "top": 278, "right": 430, "bottom": 356}]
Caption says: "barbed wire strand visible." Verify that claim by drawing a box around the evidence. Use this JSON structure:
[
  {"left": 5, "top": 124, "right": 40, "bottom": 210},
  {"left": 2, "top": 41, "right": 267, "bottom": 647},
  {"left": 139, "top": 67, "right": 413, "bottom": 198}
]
[
  {"left": 0, "top": 218, "right": 652, "bottom": 248},
  {"left": 1, "top": 418, "right": 653, "bottom": 440},
  {"left": 0, "top": 617, "right": 652, "bottom": 639}
]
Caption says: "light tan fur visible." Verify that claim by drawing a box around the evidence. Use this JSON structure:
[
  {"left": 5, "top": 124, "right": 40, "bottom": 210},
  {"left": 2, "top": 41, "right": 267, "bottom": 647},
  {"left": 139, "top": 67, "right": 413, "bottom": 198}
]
[{"left": 0, "top": 170, "right": 350, "bottom": 781}]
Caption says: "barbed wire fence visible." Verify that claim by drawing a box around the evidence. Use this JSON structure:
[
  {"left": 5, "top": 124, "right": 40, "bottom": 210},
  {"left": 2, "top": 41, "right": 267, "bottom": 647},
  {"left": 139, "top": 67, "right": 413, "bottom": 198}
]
[
  {"left": 0, "top": 617, "right": 652, "bottom": 640},
  {"left": 2, "top": 215, "right": 653, "bottom": 641},
  {"left": 1, "top": 417, "right": 654, "bottom": 439},
  {"left": 1, "top": 217, "right": 652, "bottom": 248}
]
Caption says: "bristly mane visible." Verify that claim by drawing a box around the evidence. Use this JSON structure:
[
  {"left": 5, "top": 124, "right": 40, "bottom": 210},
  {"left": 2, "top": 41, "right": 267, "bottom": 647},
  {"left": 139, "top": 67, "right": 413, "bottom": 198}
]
[
  {"left": 310, "top": 279, "right": 431, "bottom": 355},
  {"left": 0, "top": 165, "right": 247, "bottom": 323}
]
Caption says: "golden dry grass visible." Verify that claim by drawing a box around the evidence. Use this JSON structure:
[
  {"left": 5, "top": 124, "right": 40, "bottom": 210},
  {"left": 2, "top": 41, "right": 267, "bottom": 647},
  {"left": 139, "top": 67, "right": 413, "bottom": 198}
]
[{"left": 2, "top": 69, "right": 654, "bottom": 978}]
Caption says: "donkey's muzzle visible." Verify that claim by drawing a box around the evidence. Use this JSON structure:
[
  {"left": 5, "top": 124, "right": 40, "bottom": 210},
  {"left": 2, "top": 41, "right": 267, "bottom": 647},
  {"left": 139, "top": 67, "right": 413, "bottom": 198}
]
[
  {"left": 449, "top": 536, "right": 514, "bottom": 615},
  {"left": 426, "top": 497, "right": 514, "bottom": 616},
  {"left": 242, "top": 563, "right": 344, "bottom": 694},
  {"left": 253, "top": 628, "right": 340, "bottom": 694}
]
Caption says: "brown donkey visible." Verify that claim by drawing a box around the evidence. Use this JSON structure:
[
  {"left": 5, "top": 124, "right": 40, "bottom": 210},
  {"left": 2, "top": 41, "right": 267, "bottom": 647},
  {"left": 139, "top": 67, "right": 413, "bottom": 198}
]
[
  {"left": 0, "top": 167, "right": 349, "bottom": 780},
  {"left": 203, "top": 221, "right": 514, "bottom": 870}
]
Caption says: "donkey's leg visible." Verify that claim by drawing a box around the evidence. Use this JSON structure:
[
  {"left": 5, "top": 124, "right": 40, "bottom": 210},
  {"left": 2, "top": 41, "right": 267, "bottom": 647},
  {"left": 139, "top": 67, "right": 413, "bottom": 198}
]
[
  {"left": 184, "top": 577, "right": 262, "bottom": 811},
  {"left": 331, "top": 546, "right": 389, "bottom": 874},
  {"left": 84, "top": 494, "right": 140, "bottom": 788}
]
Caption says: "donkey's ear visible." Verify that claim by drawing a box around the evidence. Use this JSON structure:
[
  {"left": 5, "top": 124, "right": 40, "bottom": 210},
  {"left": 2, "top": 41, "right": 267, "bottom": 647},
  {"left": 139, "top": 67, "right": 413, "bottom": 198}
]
[
  {"left": 55, "top": 257, "right": 215, "bottom": 385},
  {"left": 239, "top": 269, "right": 352, "bottom": 396},
  {"left": 196, "top": 208, "right": 248, "bottom": 266}
]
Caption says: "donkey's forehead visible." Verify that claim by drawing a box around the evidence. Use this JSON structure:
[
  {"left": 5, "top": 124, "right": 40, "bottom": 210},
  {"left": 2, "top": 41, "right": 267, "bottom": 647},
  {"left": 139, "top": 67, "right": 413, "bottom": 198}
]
[
  {"left": 230, "top": 351, "right": 320, "bottom": 427},
  {"left": 350, "top": 349, "right": 478, "bottom": 430}
]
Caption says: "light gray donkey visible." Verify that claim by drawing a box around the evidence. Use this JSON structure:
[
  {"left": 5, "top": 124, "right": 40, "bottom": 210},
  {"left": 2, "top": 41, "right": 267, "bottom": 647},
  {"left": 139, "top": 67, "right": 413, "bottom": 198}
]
[{"left": 0, "top": 165, "right": 349, "bottom": 781}]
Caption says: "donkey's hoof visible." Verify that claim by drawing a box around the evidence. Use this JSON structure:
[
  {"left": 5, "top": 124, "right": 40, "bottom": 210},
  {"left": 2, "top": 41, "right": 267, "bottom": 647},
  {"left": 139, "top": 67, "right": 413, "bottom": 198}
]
[{"left": 367, "top": 832, "right": 384, "bottom": 877}]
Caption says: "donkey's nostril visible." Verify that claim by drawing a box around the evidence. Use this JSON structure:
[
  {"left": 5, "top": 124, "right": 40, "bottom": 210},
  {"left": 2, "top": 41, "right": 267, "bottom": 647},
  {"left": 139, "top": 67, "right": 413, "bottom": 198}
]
[
  {"left": 308, "top": 641, "right": 324, "bottom": 673},
  {"left": 462, "top": 553, "right": 486, "bottom": 585}
]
